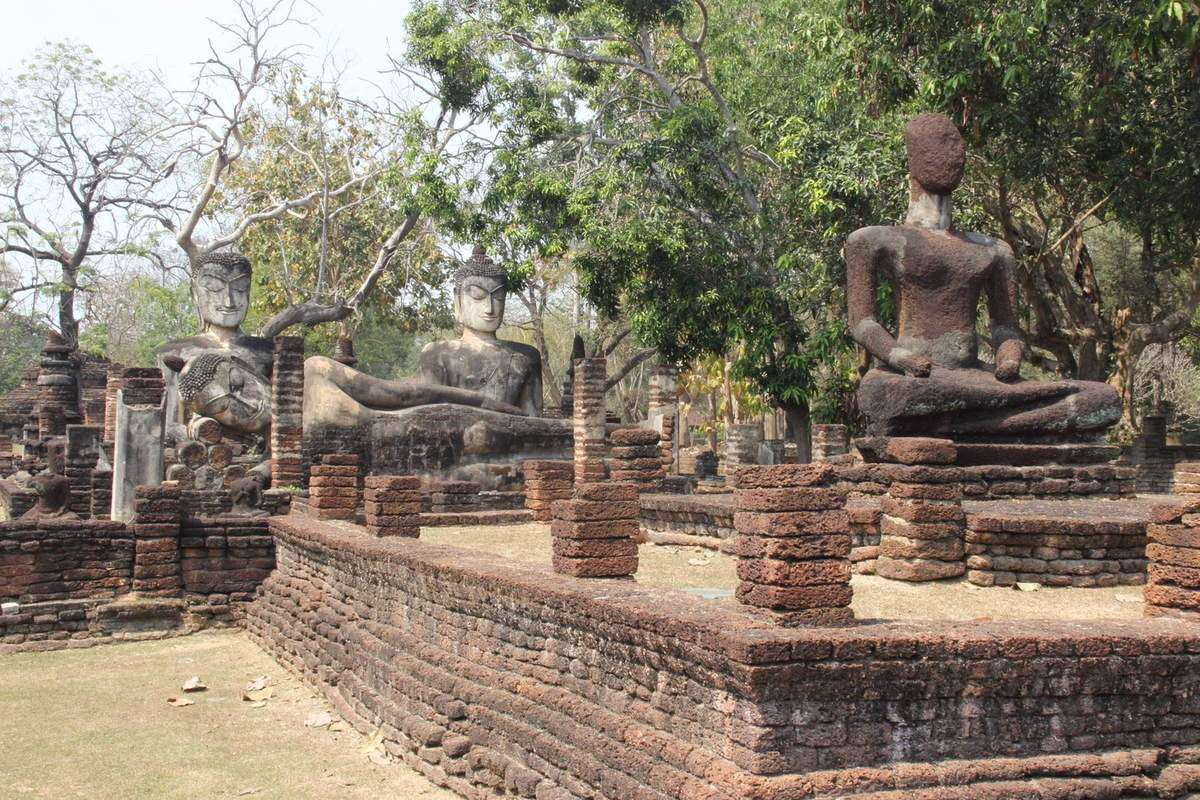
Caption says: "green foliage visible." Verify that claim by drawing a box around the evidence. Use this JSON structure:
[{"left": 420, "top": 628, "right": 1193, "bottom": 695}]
[
  {"left": 0, "top": 314, "right": 44, "bottom": 393},
  {"left": 406, "top": 3, "right": 491, "bottom": 110},
  {"left": 78, "top": 277, "right": 195, "bottom": 366}
]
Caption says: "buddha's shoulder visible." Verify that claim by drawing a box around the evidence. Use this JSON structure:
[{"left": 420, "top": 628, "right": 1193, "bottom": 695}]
[
  {"left": 497, "top": 339, "right": 541, "bottom": 363},
  {"left": 155, "top": 335, "right": 210, "bottom": 360},
  {"left": 847, "top": 225, "right": 905, "bottom": 249}
]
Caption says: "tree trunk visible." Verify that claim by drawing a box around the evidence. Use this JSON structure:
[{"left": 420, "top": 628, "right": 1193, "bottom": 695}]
[
  {"left": 781, "top": 399, "right": 812, "bottom": 464},
  {"left": 59, "top": 262, "right": 79, "bottom": 349}
]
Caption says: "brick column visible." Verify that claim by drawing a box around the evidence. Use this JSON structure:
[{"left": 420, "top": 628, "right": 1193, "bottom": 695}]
[
  {"left": 118, "top": 367, "right": 164, "bottom": 406},
  {"left": 65, "top": 424, "right": 102, "bottom": 516},
  {"left": 103, "top": 362, "right": 125, "bottom": 442},
  {"left": 523, "top": 460, "right": 573, "bottom": 521},
  {"left": 364, "top": 475, "right": 420, "bottom": 537},
  {"left": 132, "top": 485, "right": 182, "bottom": 597},
  {"left": 1145, "top": 501, "right": 1200, "bottom": 619},
  {"left": 609, "top": 427, "right": 665, "bottom": 493},
  {"left": 876, "top": 477, "right": 966, "bottom": 582},
  {"left": 572, "top": 357, "right": 607, "bottom": 484},
  {"left": 731, "top": 464, "right": 853, "bottom": 626},
  {"left": 38, "top": 405, "right": 64, "bottom": 440},
  {"left": 723, "top": 422, "right": 763, "bottom": 474},
  {"left": 551, "top": 482, "right": 639, "bottom": 577},
  {"left": 648, "top": 365, "right": 678, "bottom": 475},
  {"left": 271, "top": 335, "right": 305, "bottom": 489},
  {"left": 308, "top": 454, "right": 359, "bottom": 521},
  {"left": 91, "top": 463, "right": 113, "bottom": 520},
  {"left": 812, "top": 424, "right": 849, "bottom": 462}
]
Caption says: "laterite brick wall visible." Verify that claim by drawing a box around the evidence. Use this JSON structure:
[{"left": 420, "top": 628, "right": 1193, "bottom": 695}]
[{"left": 246, "top": 515, "right": 1200, "bottom": 799}]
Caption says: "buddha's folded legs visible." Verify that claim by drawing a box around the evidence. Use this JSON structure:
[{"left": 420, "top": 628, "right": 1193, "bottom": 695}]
[{"left": 858, "top": 367, "right": 1122, "bottom": 438}]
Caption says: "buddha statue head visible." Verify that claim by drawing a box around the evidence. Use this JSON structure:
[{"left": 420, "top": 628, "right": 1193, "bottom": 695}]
[
  {"left": 177, "top": 352, "right": 271, "bottom": 436},
  {"left": 904, "top": 113, "right": 966, "bottom": 195},
  {"left": 193, "top": 251, "right": 252, "bottom": 334},
  {"left": 453, "top": 246, "right": 508, "bottom": 339}
]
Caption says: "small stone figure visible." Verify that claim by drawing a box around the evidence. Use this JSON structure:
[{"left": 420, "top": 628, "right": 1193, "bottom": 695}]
[
  {"left": 418, "top": 246, "right": 544, "bottom": 416},
  {"left": 845, "top": 113, "right": 1121, "bottom": 439},
  {"left": 20, "top": 471, "right": 77, "bottom": 520},
  {"left": 229, "top": 476, "right": 270, "bottom": 518},
  {"left": 156, "top": 252, "right": 273, "bottom": 443}
]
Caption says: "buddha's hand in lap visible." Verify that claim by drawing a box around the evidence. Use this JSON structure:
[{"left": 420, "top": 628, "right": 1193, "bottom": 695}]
[{"left": 887, "top": 350, "right": 932, "bottom": 378}]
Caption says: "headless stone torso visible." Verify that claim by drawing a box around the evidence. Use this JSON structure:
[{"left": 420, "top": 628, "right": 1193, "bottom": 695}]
[
  {"left": 846, "top": 113, "right": 1121, "bottom": 440},
  {"left": 419, "top": 338, "right": 539, "bottom": 415}
]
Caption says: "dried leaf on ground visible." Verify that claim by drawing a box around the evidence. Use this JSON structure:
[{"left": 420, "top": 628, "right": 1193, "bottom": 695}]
[
  {"left": 243, "top": 686, "right": 274, "bottom": 703},
  {"left": 166, "top": 697, "right": 194, "bottom": 707},
  {"left": 244, "top": 675, "right": 270, "bottom": 693}
]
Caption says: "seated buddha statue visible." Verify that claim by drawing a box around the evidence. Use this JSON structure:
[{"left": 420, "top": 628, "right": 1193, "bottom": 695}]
[
  {"left": 845, "top": 113, "right": 1121, "bottom": 440},
  {"left": 157, "top": 251, "right": 273, "bottom": 444},
  {"left": 303, "top": 246, "right": 569, "bottom": 486}
]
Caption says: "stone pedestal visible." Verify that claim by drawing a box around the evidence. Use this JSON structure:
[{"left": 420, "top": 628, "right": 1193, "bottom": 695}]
[
  {"left": 572, "top": 357, "right": 608, "bottom": 484},
  {"left": 111, "top": 386, "right": 165, "bottom": 524},
  {"left": 308, "top": 454, "right": 359, "bottom": 521},
  {"left": 812, "top": 424, "right": 849, "bottom": 462},
  {"left": 1145, "top": 501, "right": 1200, "bottom": 619},
  {"left": 132, "top": 485, "right": 182, "bottom": 597},
  {"left": 609, "top": 427, "right": 665, "bottom": 492},
  {"left": 364, "top": 475, "right": 420, "bottom": 537},
  {"left": 731, "top": 464, "right": 853, "bottom": 625},
  {"left": 271, "top": 336, "right": 305, "bottom": 489},
  {"left": 36, "top": 332, "right": 78, "bottom": 435},
  {"left": 523, "top": 460, "right": 573, "bottom": 521},
  {"left": 550, "top": 482, "right": 639, "bottom": 577},
  {"left": 648, "top": 365, "right": 678, "bottom": 475}
]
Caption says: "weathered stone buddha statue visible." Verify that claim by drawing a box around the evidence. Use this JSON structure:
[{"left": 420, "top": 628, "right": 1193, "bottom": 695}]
[
  {"left": 157, "top": 252, "right": 273, "bottom": 443},
  {"left": 846, "top": 113, "right": 1121, "bottom": 440},
  {"left": 20, "top": 470, "right": 76, "bottom": 521},
  {"left": 303, "top": 246, "right": 569, "bottom": 487},
  {"left": 419, "top": 246, "right": 544, "bottom": 415}
]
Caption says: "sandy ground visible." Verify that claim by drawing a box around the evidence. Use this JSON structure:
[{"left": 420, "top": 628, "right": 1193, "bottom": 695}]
[
  {"left": 0, "top": 631, "right": 458, "bottom": 800},
  {"left": 421, "top": 522, "right": 1146, "bottom": 621}
]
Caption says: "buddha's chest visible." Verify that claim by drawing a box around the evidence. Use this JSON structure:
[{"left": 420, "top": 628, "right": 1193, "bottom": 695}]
[
  {"left": 444, "top": 344, "right": 532, "bottom": 400},
  {"left": 893, "top": 230, "right": 994, "bottom": 294}
]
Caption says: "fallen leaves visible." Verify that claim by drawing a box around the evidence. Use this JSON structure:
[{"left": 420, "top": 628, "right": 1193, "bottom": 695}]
[
  {"left": 242, "top": 675, "right": 274, "bottom": 706},
  {"left": 304, "top": 711, "right": 333, "bottom": 729},
  {"left": 166, "top": 696, "right": 195, "bottom": 708}
]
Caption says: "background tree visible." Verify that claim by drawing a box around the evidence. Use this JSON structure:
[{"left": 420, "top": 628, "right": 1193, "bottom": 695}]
[
  {"left": 0, "top": 42, "right": 173, "bottom": 347},
  {"left": 844, "top": 0, "right": 1200, "bottom": 430}
]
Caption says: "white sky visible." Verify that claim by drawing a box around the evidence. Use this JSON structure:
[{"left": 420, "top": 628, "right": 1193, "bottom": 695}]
[{"left": 2, "top": 0, "right": 413, "bottom": 95}]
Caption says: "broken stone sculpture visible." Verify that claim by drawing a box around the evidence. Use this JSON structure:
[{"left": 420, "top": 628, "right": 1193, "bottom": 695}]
[
  {"left": 229, "top": 476, "right": 270, "bottom": 518},
  {"left": 20, "top": 471, "right": 77, "bottom": 520},
  {"left": 156, "top": 251, "right": 273, "bottom": 444},
  {"left": 845, "top": 113, "right": 1121, "bottom": 440}
]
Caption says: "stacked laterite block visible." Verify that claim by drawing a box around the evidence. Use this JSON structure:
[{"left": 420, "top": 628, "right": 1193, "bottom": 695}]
[
  {"left": 90, "top": 466, "right": 113, "bottom": 520},
  {"left": 731, "top": 464, "right": 853, "bottom": 625},
  {"left": 363, "top": 475, "right": 420, "bottom": 538},
  {"left": 308, "top": 454, "right": 360, "bottom": 521},
  {"left": 609, "top": 427, "right": 665, "bottom": 492},
  {"left": 572, "top": 357, "right": 608, "bottom": 483},
  {"left": 1172, "top": 462, "right": 1200, "bottom": 495},
  {"left": 550, "top": 482, "right": 639, "bottom": 577},
  {"left": 132, "top": 485, "right": 182, "bottom": 597},
  {"left": 522, "top": 460, "right": 573, "bottom": 521},
  {"left": 103, "top": 361, "right": 125, "bottom": 442},
  {"left": 1145, "top": 499, "right": 1200, "bottom": 619},
  {"left": 552, "top": 355, "right": 638, "bottom": 578},
  {"left": 427, "top": 480, "right": 480, "bottom": 513},
  {"left": 271, "top": 335, "right": 305, "bottom": 488},
  {"left": 118, "top": 367, "right": 165, "bottom": 406},
  {"left": 876, "top": 479, "right": 967, "bottom": 581}
]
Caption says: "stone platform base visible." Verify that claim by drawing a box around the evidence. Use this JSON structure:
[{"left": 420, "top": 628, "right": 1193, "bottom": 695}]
[
  {"left": 964, "top": 498, "right": 1153, "bottom": 588},
  {"left": 244, "top": 515, "right": 1200, "bottom": 800},
  {"left": 420, "top": 509, "right": 533, "bottom": 527},
  {"left": 639, "top": 493, "right": 734, "bottom": 542}
]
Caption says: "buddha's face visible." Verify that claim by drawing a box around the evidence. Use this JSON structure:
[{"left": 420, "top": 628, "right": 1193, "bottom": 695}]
[
  {"left": 187, "top": 357, "right": 270, "bottom": 435},
  {"left": 194, "top": 264, "right": 251, "bottom": 330},
  {"left": 454, "top": 275, "right": 506, "bottom": 334},
  {"left": 904, "top": 113, "right": 966, "bottom": 194}
]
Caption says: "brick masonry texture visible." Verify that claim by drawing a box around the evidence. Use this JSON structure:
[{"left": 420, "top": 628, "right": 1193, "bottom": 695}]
[
  {"left": 572, "top": 357, "right": 607, "bottom": 485},
  {"left": 551, "top": 482, "right": 639, "bottom": 578},
  {"left": 832, "top": 462, "right": 1136, "bottom": 501},
  {"left": 271, "top": 335, "right": 305, "bottom": 488},
  {"left": 609, "top": 427, "right": 666, "bottom": 492},
  {"left": 245, "top": 515, "right": 1200, "bottom": 798},
  {"left": 308, "top": 454, "right": 360, "bottom": 522},
  {"left": 1, "top": 509, "right": 274, "bottom": 651},
  {"left": 364, "top": 475, "right": 421, "bottom": 538},
  {"left": 1145, "top": 499, "right": 1200, "bottom": 620}
]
